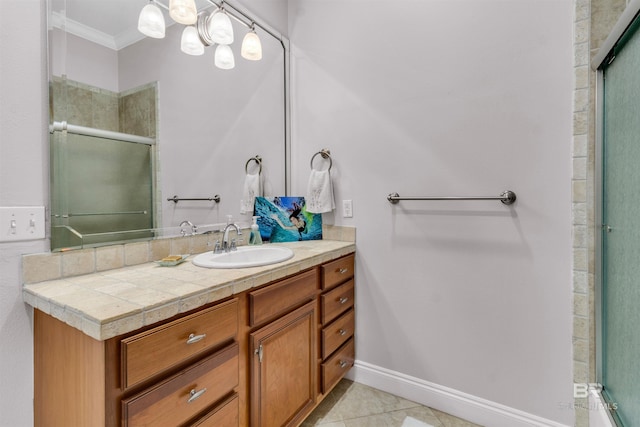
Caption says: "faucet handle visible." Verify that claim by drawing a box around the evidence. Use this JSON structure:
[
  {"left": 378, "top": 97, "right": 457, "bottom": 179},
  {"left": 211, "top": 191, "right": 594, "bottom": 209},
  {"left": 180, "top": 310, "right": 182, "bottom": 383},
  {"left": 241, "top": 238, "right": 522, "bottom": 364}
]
[
  {"left": 213, "top": 240, "right": 222, "bottom": 254},
  {"left": 230, "top": 238, "right": 238, "bottom": 251}
]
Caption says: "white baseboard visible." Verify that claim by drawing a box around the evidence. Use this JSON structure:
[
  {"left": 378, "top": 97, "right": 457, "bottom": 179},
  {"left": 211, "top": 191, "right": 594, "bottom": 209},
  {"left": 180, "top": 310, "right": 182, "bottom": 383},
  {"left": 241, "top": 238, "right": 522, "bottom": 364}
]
[{"left": 346, "top": 360, "right": 570, "bottom": 427}]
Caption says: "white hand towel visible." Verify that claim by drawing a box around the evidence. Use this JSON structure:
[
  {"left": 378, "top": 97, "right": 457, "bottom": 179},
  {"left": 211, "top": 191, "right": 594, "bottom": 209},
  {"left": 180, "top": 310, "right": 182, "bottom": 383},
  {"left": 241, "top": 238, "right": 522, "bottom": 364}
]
[
  {"left": 240, "top": 173, "right": 261, "bottom": 214},
  {"left": 306, "top": 169, "right": 335, "bottom": 214}
]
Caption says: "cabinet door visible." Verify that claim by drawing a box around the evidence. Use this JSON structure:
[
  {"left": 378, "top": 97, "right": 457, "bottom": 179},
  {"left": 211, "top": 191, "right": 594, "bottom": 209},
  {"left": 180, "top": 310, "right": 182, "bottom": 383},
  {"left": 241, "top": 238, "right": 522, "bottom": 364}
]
[{"left": 250, "top": 301, "right": 316, "bottom": 427}]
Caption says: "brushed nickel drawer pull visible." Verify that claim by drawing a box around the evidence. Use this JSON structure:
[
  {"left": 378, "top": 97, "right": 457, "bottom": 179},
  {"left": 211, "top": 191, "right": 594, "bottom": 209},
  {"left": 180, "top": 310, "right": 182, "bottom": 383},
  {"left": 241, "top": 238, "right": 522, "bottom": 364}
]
[
  {"left": 338, "top": 268, "right": 349, "bottom": 274},
  {"left": 186, "top": 333, "right": 207, "bottom": 345},
  {"left": 188, "top": 387, "right": 207, "bottom": 403},
  {"left": 339, "top": 360, "right": 349, "bottom": 369},
  {"left": 338, "top": 297, "right": 349, "bottom": 304},
  {"left": 255, "top": 344, "right": 264, "bottom": 363},
  {"left": 338, "top": 329, "right": 347, "bottom": 336}
]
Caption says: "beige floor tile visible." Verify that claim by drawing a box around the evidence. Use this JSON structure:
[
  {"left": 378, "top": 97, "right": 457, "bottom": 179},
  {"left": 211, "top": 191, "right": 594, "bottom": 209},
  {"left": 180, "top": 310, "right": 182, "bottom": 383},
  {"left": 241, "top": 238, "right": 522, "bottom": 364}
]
[
  {"left": 304, "top": 380, "right": 481, "bottom": 427},
  {"left": 431, "top": 409, "right": 484, "bottom": 427}
]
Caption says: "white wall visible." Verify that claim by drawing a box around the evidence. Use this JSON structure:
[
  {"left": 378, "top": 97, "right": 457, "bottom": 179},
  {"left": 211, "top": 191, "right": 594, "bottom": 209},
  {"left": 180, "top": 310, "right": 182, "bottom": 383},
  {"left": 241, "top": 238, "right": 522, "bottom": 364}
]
[
  {"left": 289, "top": 1, "right": 574, "bottom": 425},
  {"left": 50, "top": 29, "right": 119, "bottom": 92},
  {"left": 0, "top": 1, "right": 48, "bottom": 426},
  {"left": 236, "top": 0, "right": 289, "bottom": 37}
]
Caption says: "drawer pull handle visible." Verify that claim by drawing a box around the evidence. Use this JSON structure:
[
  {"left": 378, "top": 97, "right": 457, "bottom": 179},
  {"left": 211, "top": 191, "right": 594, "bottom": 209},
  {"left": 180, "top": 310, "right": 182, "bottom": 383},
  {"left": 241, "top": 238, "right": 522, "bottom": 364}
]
[
  {"left": 186, "top": 333, "right": 207, "bottom": 345},
  {"left": 339, "top": 360, "right": 349, "bottom": 369},
  {"left": 338, "top": 329, "right": 347, "bottom": 336},
  {"left": 338, "top": 297, "right": 349, "bottom": 304},
  {"left": 188, "top": 387, "right": 207, "bottom": 403},
  {"left": 338, "top": 268, "right": 349, "bottom": 274}
]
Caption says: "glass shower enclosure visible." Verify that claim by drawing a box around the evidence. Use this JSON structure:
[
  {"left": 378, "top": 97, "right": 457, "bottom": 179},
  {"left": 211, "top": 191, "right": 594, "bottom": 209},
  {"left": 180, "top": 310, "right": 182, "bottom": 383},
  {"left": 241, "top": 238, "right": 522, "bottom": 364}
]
[
  {"left": 598, "top": 9, "right": 640, "bottom": 427},
  {"left": 50, "top": 126, "right": 155, "bottom": 251}
]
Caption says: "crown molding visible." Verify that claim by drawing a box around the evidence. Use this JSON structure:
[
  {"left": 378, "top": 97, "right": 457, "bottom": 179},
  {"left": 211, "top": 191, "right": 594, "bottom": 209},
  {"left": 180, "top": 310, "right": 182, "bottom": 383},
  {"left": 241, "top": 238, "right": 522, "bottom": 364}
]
[{"left": 50, "top": 11, "right": 146, "bottom": 51}]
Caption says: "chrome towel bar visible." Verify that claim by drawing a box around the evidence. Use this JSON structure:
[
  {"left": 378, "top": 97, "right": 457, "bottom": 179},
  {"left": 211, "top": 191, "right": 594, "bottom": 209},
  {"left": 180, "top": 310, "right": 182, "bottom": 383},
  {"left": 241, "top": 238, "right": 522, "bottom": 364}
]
[
  {"left": 387, "top": 190, "right": 517, "bottom": 205},
  {"left": 168, "top": 195, "right": 221, "bottom": 204},
  {"left": 53, "top": 210, "right": 148, "bottom": 218}
]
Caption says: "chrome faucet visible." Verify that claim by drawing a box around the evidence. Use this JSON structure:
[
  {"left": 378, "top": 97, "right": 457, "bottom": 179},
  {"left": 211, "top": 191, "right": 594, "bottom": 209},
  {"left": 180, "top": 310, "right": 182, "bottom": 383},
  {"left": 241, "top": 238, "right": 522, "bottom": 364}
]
[
  {"left": 222, "top": 223, "right": 242, "bottom": 252},
  {"left": 179, "top": 220, "right": 197, "bottom": 236}
]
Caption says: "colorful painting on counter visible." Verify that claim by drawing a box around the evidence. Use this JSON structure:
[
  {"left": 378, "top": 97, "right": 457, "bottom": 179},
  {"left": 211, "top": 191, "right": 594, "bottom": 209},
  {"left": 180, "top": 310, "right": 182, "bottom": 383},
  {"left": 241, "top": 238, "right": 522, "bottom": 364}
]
[{"left": 254, "top": 197, "right": 322, "bottom": 242}]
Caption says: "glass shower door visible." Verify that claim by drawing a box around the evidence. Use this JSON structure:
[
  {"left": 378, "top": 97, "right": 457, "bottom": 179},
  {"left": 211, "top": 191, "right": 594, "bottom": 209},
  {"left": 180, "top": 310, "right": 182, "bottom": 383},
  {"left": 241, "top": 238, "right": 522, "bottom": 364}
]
[{"left": 601, "top": 16, "right": 640, "bottom": 427}]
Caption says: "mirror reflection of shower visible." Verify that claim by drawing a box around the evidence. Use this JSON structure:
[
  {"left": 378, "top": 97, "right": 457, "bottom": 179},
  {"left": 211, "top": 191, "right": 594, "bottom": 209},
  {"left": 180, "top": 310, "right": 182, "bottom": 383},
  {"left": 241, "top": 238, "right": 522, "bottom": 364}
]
[
  {"left": 48, "top": 0, "right": 290, "bottom": 250},
  {"left": 49, "top": 80, "right": 157, "bottom": 251}
]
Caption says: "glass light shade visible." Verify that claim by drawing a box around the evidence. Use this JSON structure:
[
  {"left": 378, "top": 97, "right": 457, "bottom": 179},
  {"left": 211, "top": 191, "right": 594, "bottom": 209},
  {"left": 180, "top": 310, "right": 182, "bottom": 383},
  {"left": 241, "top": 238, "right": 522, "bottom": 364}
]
[
  {"left": 241, "top": 31, "right": 262, "bottom": 60},
  {"left": 214, "top": 44, "right": 235, "bottom": 69},
  {"left": 208, "top": 10, "right": 234, "bottom": 45},
  {"left": 138, "top": 3, "right": 165, "bottom": 39},
  {"left": 181, "top": 26, "right": 204, "bottom": 55},
  {"left": 169, "top": 0, "right": 197, "bottom": 25}
]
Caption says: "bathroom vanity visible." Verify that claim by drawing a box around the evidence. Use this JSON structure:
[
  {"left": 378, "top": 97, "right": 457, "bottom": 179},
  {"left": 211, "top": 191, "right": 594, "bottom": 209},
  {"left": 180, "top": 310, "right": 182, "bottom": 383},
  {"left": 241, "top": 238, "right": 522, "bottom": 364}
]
[{"left": 24, "top": 240, "right": 355, "bottom": 427}]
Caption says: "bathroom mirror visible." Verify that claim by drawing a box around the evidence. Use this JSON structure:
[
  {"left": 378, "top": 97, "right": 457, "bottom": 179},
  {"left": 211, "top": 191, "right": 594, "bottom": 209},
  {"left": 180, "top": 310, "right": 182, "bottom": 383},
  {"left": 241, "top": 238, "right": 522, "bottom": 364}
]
[{"left": 48, "top": 0, "right": 289, "bottom": 251}]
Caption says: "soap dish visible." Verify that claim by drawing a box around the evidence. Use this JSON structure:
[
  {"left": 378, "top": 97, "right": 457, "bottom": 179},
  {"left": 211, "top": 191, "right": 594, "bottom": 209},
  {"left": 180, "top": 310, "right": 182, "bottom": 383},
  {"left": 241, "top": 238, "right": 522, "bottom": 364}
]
[{"left": 155, "top": 254, "right": 189, "bottom": 267}]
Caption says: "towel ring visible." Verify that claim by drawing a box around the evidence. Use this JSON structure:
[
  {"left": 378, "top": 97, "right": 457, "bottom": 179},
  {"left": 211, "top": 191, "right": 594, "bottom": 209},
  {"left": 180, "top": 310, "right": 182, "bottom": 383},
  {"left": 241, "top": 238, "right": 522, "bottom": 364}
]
[
  {"left": 310, "top": 149, "right": 332, "bottom": 171},
  {"left": 245, "top": 155, "right": 262, "bottom": 174}
]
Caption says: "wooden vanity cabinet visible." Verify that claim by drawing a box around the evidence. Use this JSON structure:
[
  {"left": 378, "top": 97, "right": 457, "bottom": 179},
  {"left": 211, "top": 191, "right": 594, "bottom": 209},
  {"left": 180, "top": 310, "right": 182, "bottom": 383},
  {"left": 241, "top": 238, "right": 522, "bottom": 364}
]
[
  {"left": 34, "top": 298, "right": 240, "bottom": 427},
  {"left": 33, "top": 252, "right": 355, "bottom": 427}
]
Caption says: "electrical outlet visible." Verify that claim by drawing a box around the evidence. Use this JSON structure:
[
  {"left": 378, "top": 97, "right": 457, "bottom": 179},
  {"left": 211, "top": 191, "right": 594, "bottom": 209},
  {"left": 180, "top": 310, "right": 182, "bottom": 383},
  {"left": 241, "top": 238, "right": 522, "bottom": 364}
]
[
  {"left": 0, "top": 206, "right": 45, "bottom": 242},
  {"left": 342, "top": 200, "right": 353, "bottom": 218}
]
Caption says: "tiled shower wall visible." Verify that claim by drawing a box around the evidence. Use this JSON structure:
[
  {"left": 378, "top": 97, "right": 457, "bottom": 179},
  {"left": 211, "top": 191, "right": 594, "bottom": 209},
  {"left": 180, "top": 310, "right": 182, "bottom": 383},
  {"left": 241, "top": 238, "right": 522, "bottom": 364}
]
[
  {"left": 50, "top": 77, "right": 156, "bottom": 138},
  {"left": 572, "top": 0, "right": 627, "bottom": 426}
]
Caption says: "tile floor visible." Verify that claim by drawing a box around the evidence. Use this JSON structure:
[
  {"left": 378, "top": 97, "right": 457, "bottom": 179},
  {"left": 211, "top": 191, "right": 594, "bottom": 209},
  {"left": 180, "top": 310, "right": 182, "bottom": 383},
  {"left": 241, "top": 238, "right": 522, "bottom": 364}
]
[{"left": 302, "top": 380, "right": 483, "bottom": 427}]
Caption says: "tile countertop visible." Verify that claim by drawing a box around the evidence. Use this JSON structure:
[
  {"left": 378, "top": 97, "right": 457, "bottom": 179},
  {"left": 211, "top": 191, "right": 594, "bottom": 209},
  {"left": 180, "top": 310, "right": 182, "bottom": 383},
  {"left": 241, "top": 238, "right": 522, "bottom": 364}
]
[{"left": 23, "top": 240, "right": 355, "bottom": 341}]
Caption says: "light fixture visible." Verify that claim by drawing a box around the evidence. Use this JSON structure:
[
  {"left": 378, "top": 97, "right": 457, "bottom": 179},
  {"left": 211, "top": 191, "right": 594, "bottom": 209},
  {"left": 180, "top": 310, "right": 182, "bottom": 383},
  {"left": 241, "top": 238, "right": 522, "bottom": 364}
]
[
  {"left": 137, "top": 1, "right": 264, "bottom": 68},
  {"left": 169, "top": 0, "right": 197, "bottom": 25},
  {"left": 241, "top": 26, "right": 262, "bottom": 61},
  {"left": 215, "top": 44, "right": 235, "bottom": 69},
  {"left": 181, "top": 26, "right": 204, "bottom": 55},
  {"left": 137, "top": 2, "right": 165, "bottom": 39},
  {"left": 208, "top": 9, "right": 234, "bottom": 45}
]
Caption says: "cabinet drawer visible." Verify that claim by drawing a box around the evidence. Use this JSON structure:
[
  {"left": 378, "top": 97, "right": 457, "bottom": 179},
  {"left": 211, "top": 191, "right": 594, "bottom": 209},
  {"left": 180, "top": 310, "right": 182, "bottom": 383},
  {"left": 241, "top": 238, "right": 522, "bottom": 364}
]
[
  {"left": 321, "top": 338, "right": 354, "bottom": 393},
  {"left": 122, "top": 298, "right": 238, "bottom": 389},
  {"left": 249, "top": 269, "right": 318, "bottom": 326},
  {"left": 321, "top": 279, "right": 354, "bottom": 325},
  {"left": 191, "top": 393, "right": 239, "bottom": 427},
  {"left": 321, "top": 254, "right": 354, "bottom": 290},
  {"left": 122, "top": 343, "right": 239, "bottom": 427},
  {"left": 322, "top": 309, "right": 355, "bottom": 360}
]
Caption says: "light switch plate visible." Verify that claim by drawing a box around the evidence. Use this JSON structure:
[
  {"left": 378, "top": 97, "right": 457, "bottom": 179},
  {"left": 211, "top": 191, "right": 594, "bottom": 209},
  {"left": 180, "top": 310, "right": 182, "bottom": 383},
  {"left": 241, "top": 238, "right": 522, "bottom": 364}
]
[
  {"left": 0, "top": 206, "right": 46, "bottom": 242},
  {"left": 342, "top": 200, "right": 353, "bottom": 218}
]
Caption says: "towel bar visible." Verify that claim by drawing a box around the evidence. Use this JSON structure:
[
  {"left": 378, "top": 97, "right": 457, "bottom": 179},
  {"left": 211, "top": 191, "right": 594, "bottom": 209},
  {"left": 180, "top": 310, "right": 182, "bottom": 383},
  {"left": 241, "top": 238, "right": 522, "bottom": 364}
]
[
  {"left": 53, "top": 210, "right": 148, "bottom": 218},
  {"left": 167, "top": 195, "right": 221, "bottom": 204},
  {"left": 387, "top": 190, "right": 517, "bottom": 205}
]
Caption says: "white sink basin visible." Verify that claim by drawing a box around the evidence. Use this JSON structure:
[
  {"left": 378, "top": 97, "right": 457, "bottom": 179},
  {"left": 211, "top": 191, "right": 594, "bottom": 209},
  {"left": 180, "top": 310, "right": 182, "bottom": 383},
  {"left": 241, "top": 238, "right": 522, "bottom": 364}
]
[{"left": 192, "top": 246, "right": 294, "bottom": 269}]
